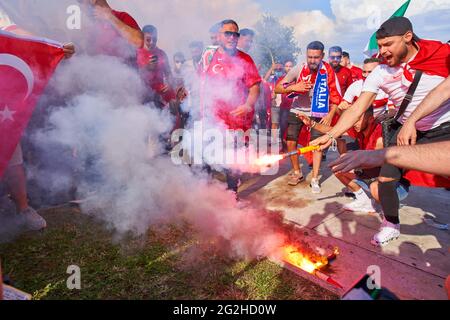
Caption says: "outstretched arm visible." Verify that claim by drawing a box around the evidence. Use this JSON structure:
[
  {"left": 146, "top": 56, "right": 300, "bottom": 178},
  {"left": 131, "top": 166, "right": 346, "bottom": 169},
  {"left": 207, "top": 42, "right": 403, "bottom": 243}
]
[
  {"left": 310, "top": 91, "right": 376, "bottom": 149},
  {"left": 94, "top": 6, "right": 144, "bottom": 48},
  {"left": 329, "top": 141, "right": 450, "bottom": 176}
]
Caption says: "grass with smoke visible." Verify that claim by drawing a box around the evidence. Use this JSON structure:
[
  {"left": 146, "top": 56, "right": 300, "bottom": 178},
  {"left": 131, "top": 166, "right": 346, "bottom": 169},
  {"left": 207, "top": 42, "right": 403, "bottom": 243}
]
[{"left": 0, "top": 206, "right": 337, "bottom": 300}]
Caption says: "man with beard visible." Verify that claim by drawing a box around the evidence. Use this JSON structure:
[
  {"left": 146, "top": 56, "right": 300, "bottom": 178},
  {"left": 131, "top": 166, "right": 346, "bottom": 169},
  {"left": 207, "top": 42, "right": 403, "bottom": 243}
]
[
  {"left": 312, "top": 17, "right": 450, "bottom": 246},
  {"left": 275, "top": 41, "right": 342, "bottom": 192},
  {"left": 328, "top": 46, "right": 354, "bottom": 95},
  {"left": 200, "top": 20, "right": 261, "bottom": 195}
]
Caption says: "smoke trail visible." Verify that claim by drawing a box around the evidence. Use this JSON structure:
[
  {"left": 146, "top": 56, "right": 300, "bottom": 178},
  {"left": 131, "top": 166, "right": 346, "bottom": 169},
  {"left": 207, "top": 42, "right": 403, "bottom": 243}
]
[
  {"left": 27, "top": 53, "right": 286, "bottom": 259},
  {"left": 1, "top": 0, "right": 290, "bottom": 259}
]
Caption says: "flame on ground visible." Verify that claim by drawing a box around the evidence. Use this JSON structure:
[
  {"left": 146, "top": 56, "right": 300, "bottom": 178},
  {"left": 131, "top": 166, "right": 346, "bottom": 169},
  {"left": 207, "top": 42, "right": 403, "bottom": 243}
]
[{"left": 281, "top": 245, "right": 328, "bottom": 274}]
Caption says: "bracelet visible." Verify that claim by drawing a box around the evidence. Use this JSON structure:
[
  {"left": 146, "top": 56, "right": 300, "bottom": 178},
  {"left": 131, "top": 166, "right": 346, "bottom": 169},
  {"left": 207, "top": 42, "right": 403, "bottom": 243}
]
[
  {"left": 326, "top": 132, "right": 338, "bottom": 152},
  {"left": 326, "top": 132, "right": 334, "bottom": 140}
]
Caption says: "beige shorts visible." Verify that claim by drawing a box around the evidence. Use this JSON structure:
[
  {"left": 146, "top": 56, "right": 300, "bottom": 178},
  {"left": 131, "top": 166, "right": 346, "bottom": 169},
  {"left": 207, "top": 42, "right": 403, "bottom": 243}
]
[{"left": 8, "top": 144, "right": 24, "bottom": 167}]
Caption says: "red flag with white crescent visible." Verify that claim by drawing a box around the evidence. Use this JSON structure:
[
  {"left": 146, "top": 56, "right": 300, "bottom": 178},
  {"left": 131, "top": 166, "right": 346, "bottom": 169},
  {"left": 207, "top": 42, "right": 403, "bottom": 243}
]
[{"left": 0, "top": 31, "right": 64, "bottom": 178}]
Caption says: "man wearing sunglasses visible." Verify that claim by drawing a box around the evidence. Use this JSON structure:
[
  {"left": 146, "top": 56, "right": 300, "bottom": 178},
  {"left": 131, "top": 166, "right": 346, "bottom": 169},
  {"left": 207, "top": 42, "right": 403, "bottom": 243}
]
[
  {"left": 328, "top": 46, "right": 354, "bottom": 96},
  {"left": 200, "top": 19, "right": 261, "bottom": 194},
  {"left": 312, "top": 17, "right": 450, "bottom": 247}
]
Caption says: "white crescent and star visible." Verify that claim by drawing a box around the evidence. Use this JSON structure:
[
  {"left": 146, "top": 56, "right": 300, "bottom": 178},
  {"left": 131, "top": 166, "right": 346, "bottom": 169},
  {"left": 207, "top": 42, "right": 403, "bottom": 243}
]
[
  {"left": 0, "top": 105, "right": 15, "bottom": 122},
  {"left": 0, "top": 53, "right": 35, "bottom": 101},
  {"left": 212, "top": 64, "right": 224, "bottom": 74}
]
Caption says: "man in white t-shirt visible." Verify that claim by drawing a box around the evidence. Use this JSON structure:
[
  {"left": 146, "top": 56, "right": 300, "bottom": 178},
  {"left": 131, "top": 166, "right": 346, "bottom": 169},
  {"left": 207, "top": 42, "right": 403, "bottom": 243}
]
[
  {"left": 341, "top": 58, "right": 394, "bottom": 119},
  {"left": 311, "top": 17, "right": 450, "bottom": 247},
  {"left": 0, "top": 5, "right": 75, "bottom": 231}
]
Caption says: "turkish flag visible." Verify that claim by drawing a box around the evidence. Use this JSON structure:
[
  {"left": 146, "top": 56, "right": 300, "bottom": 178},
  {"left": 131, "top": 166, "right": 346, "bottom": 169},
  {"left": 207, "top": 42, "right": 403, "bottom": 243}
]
[{"left": 0, "top": 31, "right": 64, "bottom": 178}]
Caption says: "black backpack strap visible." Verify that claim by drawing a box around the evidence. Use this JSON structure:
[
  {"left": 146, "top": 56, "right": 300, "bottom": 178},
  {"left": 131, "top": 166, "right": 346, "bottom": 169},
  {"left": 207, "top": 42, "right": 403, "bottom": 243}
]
[{"left": 394, "top": 70, "right": 423, "bottom": 121}]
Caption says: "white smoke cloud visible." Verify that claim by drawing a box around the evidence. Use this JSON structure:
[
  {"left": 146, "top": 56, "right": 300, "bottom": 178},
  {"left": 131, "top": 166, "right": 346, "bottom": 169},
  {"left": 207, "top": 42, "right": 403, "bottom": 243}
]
[
  {"left": 109, "top": 0, "right": 262, "bottom": 55},
  {"left": 26, "top": 53, "right": 286, "bottom": 259}
]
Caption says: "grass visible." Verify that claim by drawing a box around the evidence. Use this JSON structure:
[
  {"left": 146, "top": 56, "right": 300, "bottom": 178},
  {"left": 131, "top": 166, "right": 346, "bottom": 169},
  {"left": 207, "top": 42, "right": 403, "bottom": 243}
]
[{"left": 0, "top": 206, "right": 338, "bottom": 300}]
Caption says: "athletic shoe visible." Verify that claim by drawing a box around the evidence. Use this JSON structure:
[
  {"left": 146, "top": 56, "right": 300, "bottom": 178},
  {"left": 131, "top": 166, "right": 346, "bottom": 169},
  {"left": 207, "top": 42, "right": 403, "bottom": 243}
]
[
  {"left": 343, "top": 199, "right": 376, "bottom": 213},
  {"left": 371, "top": 219, "right": 400, "bottom": 247},
  {"left": 310, "top": 178, "right": 322, "bottom": 194},
  {"left": 288, "top": 173, "right": 305, "bottom": 186},
  {"left": 19, "top": 207, "right": 47, "bottom": 231}
]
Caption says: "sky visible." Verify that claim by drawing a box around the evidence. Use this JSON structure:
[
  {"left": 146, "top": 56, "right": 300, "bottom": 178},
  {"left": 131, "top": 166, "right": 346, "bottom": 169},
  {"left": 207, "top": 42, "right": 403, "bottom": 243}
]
[
  {"left": 1, "top": 0, "right": 449, "bottom": 65},
  {"left": 255, "top": 0, "right": 334, "bottom": 17},
  {"left": 108, "top": 0, "right": 450, "bottom": 64},
  {"left": 253, "top": 0, "right": 450, "bottom": 63}
]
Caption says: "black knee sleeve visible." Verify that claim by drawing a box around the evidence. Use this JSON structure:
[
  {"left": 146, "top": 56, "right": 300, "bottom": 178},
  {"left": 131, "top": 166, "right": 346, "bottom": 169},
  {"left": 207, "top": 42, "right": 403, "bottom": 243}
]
[{"left": 378, "top": 180, "right": 400, "bottom": 224}]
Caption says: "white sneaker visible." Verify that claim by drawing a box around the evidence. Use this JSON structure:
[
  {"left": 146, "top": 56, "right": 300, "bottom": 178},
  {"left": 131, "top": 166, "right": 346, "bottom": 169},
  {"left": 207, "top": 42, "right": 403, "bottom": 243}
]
[
  {"left": 310, "top": 178, "right": 322, "bottom": 194},
  {"left": 343, "top": 199, "right": 376, "bottom": 213},
  {"left": 371, "top": 219, "right": 400, "bottom": 247},
  {"left": 19, "top": 207, "right": 47, "bottom": 231}
]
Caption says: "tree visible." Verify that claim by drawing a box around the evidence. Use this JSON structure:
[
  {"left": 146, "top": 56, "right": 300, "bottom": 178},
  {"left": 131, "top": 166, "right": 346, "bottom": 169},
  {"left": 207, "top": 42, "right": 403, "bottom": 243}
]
[{"left": 251, "top": 15, "right": 301, "bottom": 74}]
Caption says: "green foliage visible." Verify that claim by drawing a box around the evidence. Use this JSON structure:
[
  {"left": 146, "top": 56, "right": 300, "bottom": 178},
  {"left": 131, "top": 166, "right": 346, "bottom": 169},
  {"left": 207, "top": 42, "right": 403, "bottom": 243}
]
[{"left": 251, "top": 15, "right": 301, "bottom": 74}]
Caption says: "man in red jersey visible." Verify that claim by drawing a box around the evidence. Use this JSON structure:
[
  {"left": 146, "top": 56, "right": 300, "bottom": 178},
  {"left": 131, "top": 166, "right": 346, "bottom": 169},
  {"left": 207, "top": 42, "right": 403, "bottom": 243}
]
[
  {"left": 342, "top": 51, "right": 364, "bottom": 82},
  {"left": 200, "top": 19, "right": 261, "bottom": 194},
  {"left": 137, "top": 25, "right": 174, "bottom": 107},
  {"left": 329, "top": 46, "right": 354, "bottom": 95}
]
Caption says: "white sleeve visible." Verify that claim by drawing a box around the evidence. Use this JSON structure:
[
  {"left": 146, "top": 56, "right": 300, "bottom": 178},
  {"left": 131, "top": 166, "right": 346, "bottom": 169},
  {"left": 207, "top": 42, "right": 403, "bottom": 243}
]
[
  {"left": 0, "top": 6, "right": 15, "bottom": 30},
  {"left": 343, "top": 80, "right": 361, "bottom": 103},
  {"left": 362, "top": 65, "right": 384, "bottom": 94}
]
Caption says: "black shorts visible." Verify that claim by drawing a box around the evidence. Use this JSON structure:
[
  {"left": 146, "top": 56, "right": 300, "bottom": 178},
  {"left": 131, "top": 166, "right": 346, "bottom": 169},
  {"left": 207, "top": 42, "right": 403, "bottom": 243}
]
[
  {"left": 286, "top": 112, "right": 322, "bottom": 142},
  {"left": 381, "top": 121, "right": 450, "bottom": 180}
]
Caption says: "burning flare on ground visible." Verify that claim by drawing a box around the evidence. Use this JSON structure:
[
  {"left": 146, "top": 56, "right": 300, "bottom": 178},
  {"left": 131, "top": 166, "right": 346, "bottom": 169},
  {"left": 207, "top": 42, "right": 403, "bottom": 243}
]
[
  {"left": 276, "top": 244, "right": 343, "bottom": 289},
  {"left": 281, "top": 244, "right": 328, "bottom": 274}
]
